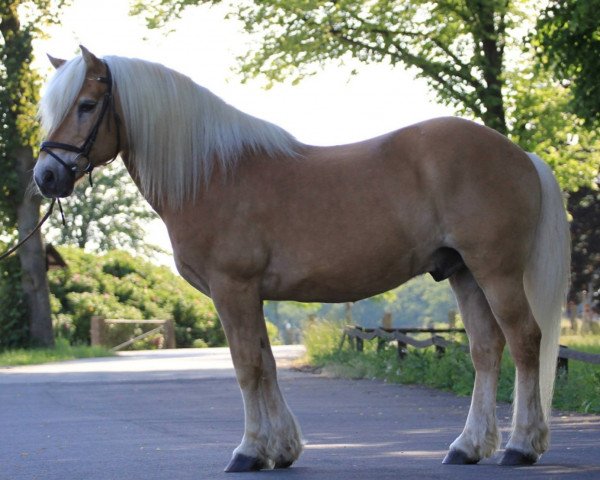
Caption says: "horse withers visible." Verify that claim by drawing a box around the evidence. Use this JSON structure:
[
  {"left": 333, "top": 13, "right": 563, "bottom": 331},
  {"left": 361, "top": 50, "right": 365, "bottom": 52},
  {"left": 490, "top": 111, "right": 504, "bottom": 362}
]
[{"left": 34, "top": 46, "right": 570, "bottom": 471}]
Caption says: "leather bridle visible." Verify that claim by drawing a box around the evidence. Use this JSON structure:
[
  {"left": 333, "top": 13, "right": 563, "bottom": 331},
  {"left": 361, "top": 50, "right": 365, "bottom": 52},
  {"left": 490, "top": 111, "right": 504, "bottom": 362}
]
[
  {"left": 1, "top": 61, "right": 122, "bottom": 261},
  {"left": 40, "top": 60, "right": 121, "bottom": 188}
]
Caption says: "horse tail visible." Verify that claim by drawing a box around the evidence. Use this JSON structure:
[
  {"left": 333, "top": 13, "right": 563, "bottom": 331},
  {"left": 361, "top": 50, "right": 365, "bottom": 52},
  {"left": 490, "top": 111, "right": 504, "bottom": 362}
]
[{"left": 524, "top": 153, "right": 571, "bottom": 419}]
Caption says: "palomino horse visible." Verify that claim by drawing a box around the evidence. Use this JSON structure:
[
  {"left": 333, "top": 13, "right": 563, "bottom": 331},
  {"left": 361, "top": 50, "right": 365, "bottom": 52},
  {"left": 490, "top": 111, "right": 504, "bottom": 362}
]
[{"left": 34, "top": 47, "right": 570, "bottom": 471}]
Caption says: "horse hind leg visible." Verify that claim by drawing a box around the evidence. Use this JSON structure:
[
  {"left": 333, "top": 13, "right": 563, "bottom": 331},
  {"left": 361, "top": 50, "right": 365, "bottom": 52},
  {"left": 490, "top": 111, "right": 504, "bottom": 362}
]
[
  {"left": 477, "top": 270, "right": 548, "bottom": 465},
  {"left": 443, "top": 268, "right": 505, "bottom": 465}
]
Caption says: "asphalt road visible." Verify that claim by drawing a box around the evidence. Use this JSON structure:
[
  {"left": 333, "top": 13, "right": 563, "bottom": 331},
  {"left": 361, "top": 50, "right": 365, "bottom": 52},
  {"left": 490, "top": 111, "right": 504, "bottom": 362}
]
[{"left": 0, "top": 346, "right": 599, "bottom": 480}]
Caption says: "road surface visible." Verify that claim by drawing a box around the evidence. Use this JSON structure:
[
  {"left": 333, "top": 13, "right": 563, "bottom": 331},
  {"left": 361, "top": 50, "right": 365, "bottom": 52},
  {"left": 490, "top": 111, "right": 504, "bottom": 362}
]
[{"left": 1, "top": 346, "right": 599, "bottom": 480}]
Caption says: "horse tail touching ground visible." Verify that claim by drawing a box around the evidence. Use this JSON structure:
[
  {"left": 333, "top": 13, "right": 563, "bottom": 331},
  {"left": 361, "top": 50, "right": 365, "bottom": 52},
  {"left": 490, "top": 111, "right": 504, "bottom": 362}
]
[{"left": 524, "top": 153, "right": 571, "bottom": 419}]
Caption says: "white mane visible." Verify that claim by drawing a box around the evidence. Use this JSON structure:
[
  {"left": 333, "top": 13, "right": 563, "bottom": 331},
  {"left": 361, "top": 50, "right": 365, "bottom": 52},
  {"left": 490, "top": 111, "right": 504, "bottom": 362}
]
[{"left": 40, "top": 54, "right": 300, "bottom": 208}]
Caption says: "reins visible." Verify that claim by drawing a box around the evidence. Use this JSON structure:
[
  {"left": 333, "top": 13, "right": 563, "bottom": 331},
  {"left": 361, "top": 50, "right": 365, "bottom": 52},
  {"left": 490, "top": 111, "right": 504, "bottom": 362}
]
[{"left": 0, "top": 198, "right": 65, "bottom": 261}]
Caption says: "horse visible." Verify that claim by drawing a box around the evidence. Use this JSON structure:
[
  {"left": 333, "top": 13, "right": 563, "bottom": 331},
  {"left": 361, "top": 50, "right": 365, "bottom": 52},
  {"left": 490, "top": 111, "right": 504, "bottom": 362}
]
[{"left": 33, "top": 46, "right": 570, "bottom": 471}]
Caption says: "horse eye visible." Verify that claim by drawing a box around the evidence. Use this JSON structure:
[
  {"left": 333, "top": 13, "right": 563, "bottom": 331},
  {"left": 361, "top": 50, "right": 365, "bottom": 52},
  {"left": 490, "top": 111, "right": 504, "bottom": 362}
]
[{"left": 78, "top": 101, "right": 97, "bottom": 114}]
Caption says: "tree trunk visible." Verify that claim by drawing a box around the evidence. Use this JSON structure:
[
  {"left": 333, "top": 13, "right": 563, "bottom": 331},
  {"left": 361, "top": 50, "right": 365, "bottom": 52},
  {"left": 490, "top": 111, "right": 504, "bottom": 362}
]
[
  {"left": 475, "top": 1, "right": 508, "bottom": 136},
  {"left": 15, "top": 146, "right": 54, "bottom": 347}
]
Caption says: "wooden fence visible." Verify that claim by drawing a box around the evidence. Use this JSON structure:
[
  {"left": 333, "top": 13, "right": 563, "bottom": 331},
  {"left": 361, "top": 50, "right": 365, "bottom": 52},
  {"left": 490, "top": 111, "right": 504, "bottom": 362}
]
[
  {"left": 91, "top": 316, "right": 176, "bottom": 352},
  {"left": 340, "top": 326, "right": 467, "bottom": 359},
  {"left": 341, "top": 325, "right": 600, "bottom": 375}
]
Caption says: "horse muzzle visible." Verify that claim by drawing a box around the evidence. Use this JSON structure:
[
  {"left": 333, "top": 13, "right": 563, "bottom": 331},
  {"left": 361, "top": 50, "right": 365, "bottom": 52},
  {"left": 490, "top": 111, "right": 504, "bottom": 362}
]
[{"left": 33, "top": 152, "right": 76, "bottom": 198}]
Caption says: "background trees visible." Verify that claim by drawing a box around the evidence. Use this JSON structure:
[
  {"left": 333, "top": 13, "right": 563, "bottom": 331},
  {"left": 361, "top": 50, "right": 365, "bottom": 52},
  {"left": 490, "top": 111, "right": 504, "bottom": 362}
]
[
  {"left": 0, "top": 1, "right": 68, "bottom": 347},
  {"left": 536, "top": 0, "right": 600, "bottom": 126},
  {"left": 0, "top": 2, "right": 161, "bottom": 348}
]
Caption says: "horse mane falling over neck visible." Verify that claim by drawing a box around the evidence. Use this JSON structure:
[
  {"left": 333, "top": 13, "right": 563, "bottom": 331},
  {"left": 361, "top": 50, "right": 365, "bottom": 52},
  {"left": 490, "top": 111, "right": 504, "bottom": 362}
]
[{"left": 40, "top": 54, "right": 300, "bottom": 209}]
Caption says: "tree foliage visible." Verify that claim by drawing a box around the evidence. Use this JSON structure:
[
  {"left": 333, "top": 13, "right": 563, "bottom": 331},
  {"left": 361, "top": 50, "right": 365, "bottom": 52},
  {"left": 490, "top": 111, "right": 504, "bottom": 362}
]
[
  {"left": 0, "top": 1, "right": 38, "bottom": 235},
  {"left": 1, "top": 1, "right": 70, "bottom": 347},
  {"left": 133, "top": 0, "right": 522, "bottom": 135},
  {"left": 506, "top": 61, "right": 600, "bottom": 192},
  {"left": 568, "top": 185, "right": 600, "bottom": 306},
  {"left": 535, "top": 0, "right": 600, "bottom": 126},
  {"left": 46, "top": 162, "right": 162, "bottom": 256},
  {"left": 0, "top": 1, "right": 67, "bottom": 233},
  {"left": 0, "top": 251, "right": 27, "bottom": 349}
]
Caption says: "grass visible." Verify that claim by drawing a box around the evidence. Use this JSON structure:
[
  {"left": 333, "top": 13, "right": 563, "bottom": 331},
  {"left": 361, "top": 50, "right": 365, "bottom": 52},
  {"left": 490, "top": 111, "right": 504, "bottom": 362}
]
[
  {"left": 0, "top": 338, "right": 114, "bottom": 367},
  {"left": 303, "top": 320, "right": 600, "bottom": 414}
]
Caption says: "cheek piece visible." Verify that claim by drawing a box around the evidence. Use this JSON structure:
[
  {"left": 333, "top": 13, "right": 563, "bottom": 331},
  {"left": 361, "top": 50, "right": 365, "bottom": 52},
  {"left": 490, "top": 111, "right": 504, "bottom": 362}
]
[{"left": 39, "top": 60, "right": 121, "bottom": 189}]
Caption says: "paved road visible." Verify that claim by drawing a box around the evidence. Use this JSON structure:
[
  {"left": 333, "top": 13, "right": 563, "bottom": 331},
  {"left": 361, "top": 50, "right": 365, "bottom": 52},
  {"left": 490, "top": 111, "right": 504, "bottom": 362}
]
[{"left": 1, "top": 346, "right": 599, "bottom": 480}]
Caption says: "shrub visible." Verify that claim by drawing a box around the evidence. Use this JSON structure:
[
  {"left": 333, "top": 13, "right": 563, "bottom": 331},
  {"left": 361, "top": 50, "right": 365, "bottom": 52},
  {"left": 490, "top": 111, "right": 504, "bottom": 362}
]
[{"left": 47, "top": 247, "right": 225, "bottom": 348}]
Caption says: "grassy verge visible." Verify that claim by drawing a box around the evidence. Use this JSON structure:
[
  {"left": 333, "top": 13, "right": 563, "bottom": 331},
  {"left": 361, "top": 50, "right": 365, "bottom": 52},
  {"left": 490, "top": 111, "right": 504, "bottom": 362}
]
[
  {"left": 303, "top": 320, "right": 600, "bottom": 414},
  {"left": 0, "top": 338, "right": 114, "bottom": 367}
]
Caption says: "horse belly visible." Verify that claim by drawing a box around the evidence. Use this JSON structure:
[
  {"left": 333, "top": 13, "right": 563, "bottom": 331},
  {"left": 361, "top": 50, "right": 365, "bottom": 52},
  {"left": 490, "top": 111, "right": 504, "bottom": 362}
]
[{"left": 261, "top": 228, "right": 433, "bottom": 303}]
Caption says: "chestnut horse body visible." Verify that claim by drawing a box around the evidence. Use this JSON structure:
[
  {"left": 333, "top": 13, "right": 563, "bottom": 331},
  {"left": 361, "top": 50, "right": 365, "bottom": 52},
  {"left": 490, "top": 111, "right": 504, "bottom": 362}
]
[{"left": 34, "top": 48, "right": 570, "bottom": 471}]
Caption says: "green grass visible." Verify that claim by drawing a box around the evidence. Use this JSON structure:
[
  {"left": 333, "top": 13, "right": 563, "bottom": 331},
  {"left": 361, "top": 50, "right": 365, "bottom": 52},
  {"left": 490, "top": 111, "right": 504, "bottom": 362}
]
[
  {"left": 0, "top": 338, "right": 114, "bottom": 367},
  {"left": 303, "top": 320, "right": 600, "bottom": 414}
]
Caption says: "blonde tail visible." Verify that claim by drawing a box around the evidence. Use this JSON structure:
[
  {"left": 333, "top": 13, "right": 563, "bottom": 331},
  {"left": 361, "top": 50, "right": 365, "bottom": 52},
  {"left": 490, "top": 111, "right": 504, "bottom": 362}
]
[{"left": 524, "top": 153, "right": 571, "bottom": 419}]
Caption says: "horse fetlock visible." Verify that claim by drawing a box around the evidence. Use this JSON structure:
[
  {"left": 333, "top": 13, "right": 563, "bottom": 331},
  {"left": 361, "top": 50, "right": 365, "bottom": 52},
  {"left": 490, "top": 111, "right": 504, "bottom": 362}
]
[
  {"left": 450, "top": 424, "right": 501, "bottom": 462},
  {"left": 506, "top": 421, "right": 548, "bottom": 462},
  {"left": 266, "top": 416, "right": 304, "bottom": 468}
]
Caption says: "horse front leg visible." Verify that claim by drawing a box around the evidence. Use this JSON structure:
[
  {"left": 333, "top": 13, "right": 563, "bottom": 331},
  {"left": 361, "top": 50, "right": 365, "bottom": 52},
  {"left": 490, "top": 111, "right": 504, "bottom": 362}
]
[{"left": 210, "top": 277, "right": 303, "bottom": 472}]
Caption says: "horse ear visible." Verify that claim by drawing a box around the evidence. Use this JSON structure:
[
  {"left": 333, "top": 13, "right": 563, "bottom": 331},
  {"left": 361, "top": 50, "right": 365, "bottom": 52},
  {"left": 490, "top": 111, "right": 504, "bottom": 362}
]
[
  {"left": 47, "top": 54, "right": 66, "bottom": 70},
  {"left": 79, "top": 45, "right": 101, "bottom": 70}
]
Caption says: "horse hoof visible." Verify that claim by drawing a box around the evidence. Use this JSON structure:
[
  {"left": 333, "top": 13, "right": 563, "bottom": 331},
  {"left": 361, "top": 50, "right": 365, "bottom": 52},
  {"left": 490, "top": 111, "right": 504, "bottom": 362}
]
[
  {"left": 442, "top": 449, "right": 479, "bottom": 465},
  {"left": 224, "top": 454, "right": 265, "bottom": 472},
  {"left": 274, "top": 458, "right": 294, "bottom": 469},
  {"left": 499, "top": 449, "right": 538, "bottom": 466}
]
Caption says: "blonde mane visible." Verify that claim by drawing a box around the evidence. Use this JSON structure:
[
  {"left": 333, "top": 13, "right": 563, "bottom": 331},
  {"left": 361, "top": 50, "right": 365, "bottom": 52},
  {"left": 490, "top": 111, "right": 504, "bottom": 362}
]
[{"left": 40, "top": 54, "right": 300, "bottom": 208}]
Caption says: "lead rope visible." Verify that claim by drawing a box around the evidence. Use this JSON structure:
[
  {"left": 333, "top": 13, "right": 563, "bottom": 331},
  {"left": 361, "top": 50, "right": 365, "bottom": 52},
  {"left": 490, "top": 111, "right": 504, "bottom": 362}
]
[{"left": 0, "top": 198, "right": 66, "bottom": 261}]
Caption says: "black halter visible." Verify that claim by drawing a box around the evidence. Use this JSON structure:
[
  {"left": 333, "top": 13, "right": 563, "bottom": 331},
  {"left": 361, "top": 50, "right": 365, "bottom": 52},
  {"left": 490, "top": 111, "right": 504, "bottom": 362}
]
[{"left": 40, "top": 60, "right": 121, "bottom": 188}]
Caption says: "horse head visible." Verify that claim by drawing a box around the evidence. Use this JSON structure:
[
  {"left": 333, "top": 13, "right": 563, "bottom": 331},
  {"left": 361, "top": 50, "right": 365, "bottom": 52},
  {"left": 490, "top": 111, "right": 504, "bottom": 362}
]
[{"left": 34, "top": 46, "right": 123, "bottom": 198}]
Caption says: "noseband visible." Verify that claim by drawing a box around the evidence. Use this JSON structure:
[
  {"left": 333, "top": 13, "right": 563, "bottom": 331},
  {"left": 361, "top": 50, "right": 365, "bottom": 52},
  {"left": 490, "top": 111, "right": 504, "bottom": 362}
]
[{"left": 40, "top": 60, "right": 121, "bottom": 188}]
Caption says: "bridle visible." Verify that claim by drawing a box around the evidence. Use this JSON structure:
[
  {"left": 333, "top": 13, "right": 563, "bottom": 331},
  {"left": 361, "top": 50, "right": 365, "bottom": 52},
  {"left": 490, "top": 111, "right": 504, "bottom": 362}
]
[
  {"left": 40, "top": 60, "right": 121, "bottom": 188},
  {"left": 1, "top": 61, "right": 122, "bottom": 261}
]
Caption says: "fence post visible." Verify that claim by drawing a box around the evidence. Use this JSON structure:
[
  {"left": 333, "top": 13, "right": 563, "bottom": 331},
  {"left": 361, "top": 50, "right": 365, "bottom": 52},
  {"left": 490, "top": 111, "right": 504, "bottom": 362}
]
[
  {"left": 557, "top": 345, "right": 569, "bottom": 377},
  {"left": 378, "top": 312, "right": 393, "bottom": 351},
  {"left": 397, "top": 341, "right": 407, "bottom": 360},
  {"left": 433, "top": 335, "right": 446, "bottom": 357},
  {"left": 90, "top": 316, "right": 105, "bottom": 346},
  {"left": 163, "top": 319, "right": 176, "bottom": 349}
]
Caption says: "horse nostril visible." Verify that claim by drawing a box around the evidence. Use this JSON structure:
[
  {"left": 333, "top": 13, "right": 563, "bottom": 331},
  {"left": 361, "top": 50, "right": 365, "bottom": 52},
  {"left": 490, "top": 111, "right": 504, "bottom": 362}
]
[{"left": 42, "top": 169, "right": 55, "bottom": 185}]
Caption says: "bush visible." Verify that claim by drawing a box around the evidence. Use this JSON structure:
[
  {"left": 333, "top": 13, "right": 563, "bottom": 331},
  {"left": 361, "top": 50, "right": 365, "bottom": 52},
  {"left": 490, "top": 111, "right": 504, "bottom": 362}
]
[
  {"left": 0, "top": 253, "right": 28, "bottom": 349},
  {"left": 47, "top": 247, "right": 225, "bottom": 348}
]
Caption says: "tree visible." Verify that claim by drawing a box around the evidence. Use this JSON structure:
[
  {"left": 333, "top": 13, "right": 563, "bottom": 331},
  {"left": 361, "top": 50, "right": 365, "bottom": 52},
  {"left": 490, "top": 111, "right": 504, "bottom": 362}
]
[
  {"left": 0, "top": 1, "right": 68, "bottom": 347},
  {"left": 535, "top": 0, "right": 600, "bottom": 126},
  {"left": 134, "top": 0, "right": 519, "bottom": 135},
  {"left": 505, "top": 60, "right": 600, "bottom": 192},
  {"left": 568, "top": 185, "right": 600, "bottom": 307},
  {"left": 46, "top": 162, "right": 162, "bottom": 256}
]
